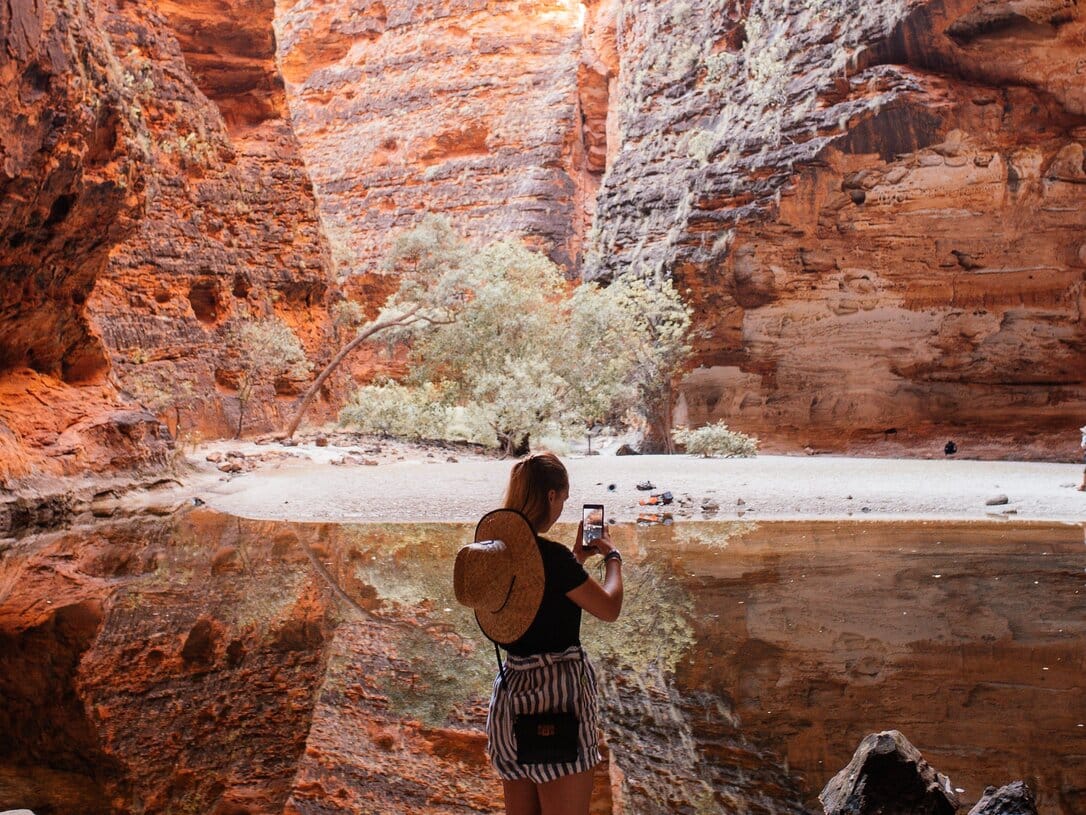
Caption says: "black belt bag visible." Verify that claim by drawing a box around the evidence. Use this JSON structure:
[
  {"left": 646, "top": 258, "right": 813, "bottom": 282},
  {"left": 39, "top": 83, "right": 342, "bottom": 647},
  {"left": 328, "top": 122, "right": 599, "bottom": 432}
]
[{"left": 513, "top": 711, "right": 579, "bottom": 764}]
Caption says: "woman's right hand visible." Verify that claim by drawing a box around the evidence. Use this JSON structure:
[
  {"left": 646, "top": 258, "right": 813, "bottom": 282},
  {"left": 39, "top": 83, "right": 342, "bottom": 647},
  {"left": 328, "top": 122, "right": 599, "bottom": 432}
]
[
  {"left": 574, "top": 523, "right": 614, "bottom": 564},
  {"left": 593, "top": 527, "right": 615, "bottom": 558},
  {"left": 567, "top": 525, "right": 623, "bottom": 621}
]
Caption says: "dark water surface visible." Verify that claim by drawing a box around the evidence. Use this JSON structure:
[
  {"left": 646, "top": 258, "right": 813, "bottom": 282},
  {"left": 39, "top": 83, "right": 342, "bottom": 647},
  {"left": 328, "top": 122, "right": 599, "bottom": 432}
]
[{"left": 0, "top": 515, "right": 1082, "bottom": 815}]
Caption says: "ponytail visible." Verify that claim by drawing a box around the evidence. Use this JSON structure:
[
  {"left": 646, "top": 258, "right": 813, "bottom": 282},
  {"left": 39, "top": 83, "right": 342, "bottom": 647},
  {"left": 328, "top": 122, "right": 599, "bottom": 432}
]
[{"left": 503, "top": 452, "right": 569, "bottom": 531}]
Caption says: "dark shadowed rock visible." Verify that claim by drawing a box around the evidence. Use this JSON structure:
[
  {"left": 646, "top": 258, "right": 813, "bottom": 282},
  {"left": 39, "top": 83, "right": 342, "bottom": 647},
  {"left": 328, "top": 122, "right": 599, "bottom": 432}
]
[
  {"left": 967, "top": 782, "right": 1037, "bottom": 815},
  {"left": 820, "top": 730, "right": 959, "bottom": 815}
]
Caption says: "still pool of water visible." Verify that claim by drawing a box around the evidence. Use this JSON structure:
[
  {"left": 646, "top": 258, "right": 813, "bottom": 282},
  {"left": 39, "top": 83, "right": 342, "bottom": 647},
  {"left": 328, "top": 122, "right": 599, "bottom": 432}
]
[{"left": 0, "top": 514, "right": 1083, "bottom": 815}]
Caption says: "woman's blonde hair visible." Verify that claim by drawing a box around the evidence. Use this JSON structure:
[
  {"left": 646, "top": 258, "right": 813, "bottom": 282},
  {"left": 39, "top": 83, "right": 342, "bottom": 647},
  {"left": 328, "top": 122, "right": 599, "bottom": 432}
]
[{"left": 503, "top": 452, "right": 568, "bottom": 531}]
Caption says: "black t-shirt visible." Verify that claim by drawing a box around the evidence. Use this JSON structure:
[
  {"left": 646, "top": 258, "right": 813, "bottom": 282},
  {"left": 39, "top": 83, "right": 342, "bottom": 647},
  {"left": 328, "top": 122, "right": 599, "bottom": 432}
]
[{"left": 504, "top": 536, "right": 589, "bottom": 657}]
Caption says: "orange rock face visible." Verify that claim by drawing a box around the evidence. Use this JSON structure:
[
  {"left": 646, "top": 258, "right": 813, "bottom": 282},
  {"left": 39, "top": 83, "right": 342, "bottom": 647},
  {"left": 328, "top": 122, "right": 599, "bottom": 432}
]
[
  {"left": 0, "top": 0, "right": 344, "bottom": 485},
  {"left": 275, "top": 0, "right": 606, "bottom": 274},
  {"left": 0, "top": 370, "right": 171, "bottom": 484},
  {"left": 0, "top": 0, "right": 171, "bottom": 483},
  {"left": 0, "top": 514, "right": 337, "bottom": 814},
  {"left": 588, "top": 0, "right": 1086, "bottom": 456},
  {"left": 5, "top": 0, "right": 1086, "bottom": 484},
  {"left": 88, "top": 0, "right": 344, "bottom": 441}
]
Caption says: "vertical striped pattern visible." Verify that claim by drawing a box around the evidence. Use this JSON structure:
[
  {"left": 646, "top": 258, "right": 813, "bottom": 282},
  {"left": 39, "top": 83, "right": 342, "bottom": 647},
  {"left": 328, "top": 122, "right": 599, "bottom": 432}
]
[{"left": 486, "top": 645, "right": 602, "bottom": 783}]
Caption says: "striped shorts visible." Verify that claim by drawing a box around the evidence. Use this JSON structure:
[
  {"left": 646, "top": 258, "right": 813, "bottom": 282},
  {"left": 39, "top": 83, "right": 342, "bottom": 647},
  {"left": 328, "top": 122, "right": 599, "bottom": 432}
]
[{"left": 485, "top": 645, "right": 602, "bottom": 783}]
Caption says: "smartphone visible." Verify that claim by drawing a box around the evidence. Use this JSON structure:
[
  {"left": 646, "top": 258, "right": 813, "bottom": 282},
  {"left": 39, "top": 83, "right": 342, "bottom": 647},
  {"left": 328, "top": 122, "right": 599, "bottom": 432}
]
[{"left": 582, "top": 504, "right": 604, "bottom": 549}]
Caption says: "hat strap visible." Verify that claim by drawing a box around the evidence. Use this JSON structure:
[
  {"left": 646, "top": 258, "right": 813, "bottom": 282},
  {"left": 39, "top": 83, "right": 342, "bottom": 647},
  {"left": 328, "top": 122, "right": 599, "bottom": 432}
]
[{"left": 494, "top": 641, "right": 507, "bottom": 689}]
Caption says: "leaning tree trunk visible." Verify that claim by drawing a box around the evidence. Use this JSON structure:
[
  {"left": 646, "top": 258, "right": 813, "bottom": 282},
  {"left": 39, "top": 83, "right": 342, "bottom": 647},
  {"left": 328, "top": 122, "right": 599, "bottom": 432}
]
[
  {"left": 497, "top": 431, "right": 530, "bottom": 458},
  {"left": 283, "top": 310, "right": 421, "bottom": 439}
]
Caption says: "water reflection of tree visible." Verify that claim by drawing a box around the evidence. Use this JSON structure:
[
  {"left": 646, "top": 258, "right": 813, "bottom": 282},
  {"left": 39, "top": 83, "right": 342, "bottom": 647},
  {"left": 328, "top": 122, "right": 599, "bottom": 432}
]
[
  {"left": 669, "top": 521, "right": 760, "bottom": 550},
  {"left": 583, "top": 556, "right": 694, "bottom": 674},
  {"left": 315, "top": 523, "right": 704, "bottom": 726},
  {"left": 325, "top": 524, "right": 496, "bottom": 727}
]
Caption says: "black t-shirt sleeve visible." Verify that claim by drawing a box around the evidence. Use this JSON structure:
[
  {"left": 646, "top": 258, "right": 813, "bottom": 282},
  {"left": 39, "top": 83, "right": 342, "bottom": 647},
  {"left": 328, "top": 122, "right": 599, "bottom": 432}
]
[{"left": 546, "top": 540, "right": 589, "bottom": 594}]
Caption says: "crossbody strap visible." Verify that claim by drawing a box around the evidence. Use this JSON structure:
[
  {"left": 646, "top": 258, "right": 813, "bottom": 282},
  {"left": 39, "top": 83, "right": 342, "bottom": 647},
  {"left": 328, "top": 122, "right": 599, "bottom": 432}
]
[{"left": 495, "top": 641, "right": 508, "bottom": 689}]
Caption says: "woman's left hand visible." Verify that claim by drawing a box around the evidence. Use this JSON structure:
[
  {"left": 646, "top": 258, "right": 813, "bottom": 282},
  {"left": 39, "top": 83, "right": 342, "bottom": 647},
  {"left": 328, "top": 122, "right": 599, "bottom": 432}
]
[{"left": 574, "top": 520, "right": 591, "bottom": 565}]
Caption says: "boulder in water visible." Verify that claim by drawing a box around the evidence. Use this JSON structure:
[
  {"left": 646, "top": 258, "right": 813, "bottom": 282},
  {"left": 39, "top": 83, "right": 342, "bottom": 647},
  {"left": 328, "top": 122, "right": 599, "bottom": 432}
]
[
  {"left": 967, "top": 782, "right": 1037, "bottom": 815},
  {"left": 820, "top": 730, "right": 959, "bottom": 815}
]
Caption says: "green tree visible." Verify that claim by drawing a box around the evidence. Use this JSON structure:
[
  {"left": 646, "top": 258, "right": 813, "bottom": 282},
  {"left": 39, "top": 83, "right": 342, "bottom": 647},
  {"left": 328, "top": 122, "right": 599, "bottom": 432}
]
[
  {"left": 301, "top": 216, "right": 694, "bottom": 454},
  {"left": 284, "top": 215, "right": 469, "bottom": 438},
  {"left": 603, "top": 275, "right": 692, "bottom": 453},
  {"left": 235, "top": 319, "right": 311, "bottom": 439},
  {"left": 558, "top": 282, "right": 639, "bottom": 435},
  {"left": 405, "top": 239, "right": 574, "bottom": 454}
]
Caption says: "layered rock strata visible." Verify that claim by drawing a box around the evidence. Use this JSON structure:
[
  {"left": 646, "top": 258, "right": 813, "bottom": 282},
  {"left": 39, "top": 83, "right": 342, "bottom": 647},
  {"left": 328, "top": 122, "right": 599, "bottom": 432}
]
[
  {"left": 89, "top": 0, "right": 343, "bottom": 440},
  {"left": 6, "top": 0, "right": 1086, "bottom": 483},
  {"left": 274, "top": 0, "right": 608, "bottom": 274},
  {"left": 587, "top": 0, "right": 1086, "bottom": 454},
  {"left": 0, "top": 0, "right": 344, "bottom": 489},
  {"left": 0, "top": 0, "right": 172, "bottom": 483}
]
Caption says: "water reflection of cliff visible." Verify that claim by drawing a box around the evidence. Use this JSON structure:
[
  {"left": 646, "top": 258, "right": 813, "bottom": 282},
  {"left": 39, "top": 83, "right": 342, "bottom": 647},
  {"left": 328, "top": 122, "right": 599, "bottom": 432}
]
[
  {"left": 0, "top": 513, "right": 1081, "bottom": 814},
  {"left": 651, "top": 521, "right": 1086, "bottom": 815}
]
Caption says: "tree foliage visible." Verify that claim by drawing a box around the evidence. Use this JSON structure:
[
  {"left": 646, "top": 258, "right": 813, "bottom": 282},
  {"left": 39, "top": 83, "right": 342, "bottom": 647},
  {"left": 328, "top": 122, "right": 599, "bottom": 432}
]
[
  {"left": 235, "top": 319, "right": 310, "bottom": 438},
  {"left": 333, "top": 217, "right": 694, "bottom": 455},
  {"left": 402, "top": 239, "right": 575, "bottom": 453},
  {"left": 605, "top": 275, "right": 693, "bottom": 452},
  {"left": 339, "top": 380, "right": 449, "bottom": 441},
  {"left": 283, "top": 216, "right": 468, "bottom": 438}
]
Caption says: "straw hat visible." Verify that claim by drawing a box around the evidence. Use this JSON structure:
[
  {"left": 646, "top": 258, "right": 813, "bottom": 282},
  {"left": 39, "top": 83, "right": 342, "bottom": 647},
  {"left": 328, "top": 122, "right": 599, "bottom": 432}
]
[{"left": 454, "top": 508, "right": 544, "bottom": 644}]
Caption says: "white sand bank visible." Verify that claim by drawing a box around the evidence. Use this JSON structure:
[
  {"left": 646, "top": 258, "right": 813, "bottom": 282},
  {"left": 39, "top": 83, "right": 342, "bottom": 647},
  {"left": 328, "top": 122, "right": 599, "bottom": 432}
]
[{"left": 190, "top": 441, "right": 1086, "bottom": 526}]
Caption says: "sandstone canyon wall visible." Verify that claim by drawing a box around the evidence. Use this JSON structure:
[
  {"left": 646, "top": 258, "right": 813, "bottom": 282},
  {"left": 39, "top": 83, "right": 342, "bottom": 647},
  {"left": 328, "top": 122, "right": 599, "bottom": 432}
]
[
  {"left": 0, "top": 0, "right": 173, "bottom": 485},
  {"left": 3, "top": 0, "right": 1085, "bottom": 491},
  {"left": 586, "top": 0, "right": 1086, "bottom": 455},
  {"left": 273, "top": 0, "right": 1085, "bottom": 457},
  {"left": 0, "top": 0, "right": 343, "bottom": 490},
  {"left": 90, "top": 0, "right": 343, "bottom": 442},
  {"left": 274, "top": 0, "right": 609, "bottom": 277}
]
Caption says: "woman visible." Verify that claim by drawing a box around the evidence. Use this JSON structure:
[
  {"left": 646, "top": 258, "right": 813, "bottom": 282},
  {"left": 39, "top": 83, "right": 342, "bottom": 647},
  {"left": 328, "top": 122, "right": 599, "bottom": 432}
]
[{"left": 454, "top": 452, "right": 623, "bottom": 815}]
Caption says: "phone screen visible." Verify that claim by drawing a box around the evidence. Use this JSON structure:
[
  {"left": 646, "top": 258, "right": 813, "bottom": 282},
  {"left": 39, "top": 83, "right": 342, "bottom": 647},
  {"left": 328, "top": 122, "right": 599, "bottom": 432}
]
[{"left": 582, "top": 504, "right": 604, "bottom": 547}]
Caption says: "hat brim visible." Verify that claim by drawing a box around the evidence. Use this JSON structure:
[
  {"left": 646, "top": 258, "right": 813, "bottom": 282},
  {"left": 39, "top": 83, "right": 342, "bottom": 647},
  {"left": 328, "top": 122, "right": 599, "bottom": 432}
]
[{"left": 472, "top": 508, "right": 545, "bottom": 645}]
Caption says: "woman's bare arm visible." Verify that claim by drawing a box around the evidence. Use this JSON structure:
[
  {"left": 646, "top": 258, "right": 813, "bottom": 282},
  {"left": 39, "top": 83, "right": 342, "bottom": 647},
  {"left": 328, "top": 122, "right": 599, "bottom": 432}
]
[
  {"left": 567, "top": 526, "right": 623, "bottom": 621},
  {"left": 567, "top": 564, "right": 623, "bottom": 621}
]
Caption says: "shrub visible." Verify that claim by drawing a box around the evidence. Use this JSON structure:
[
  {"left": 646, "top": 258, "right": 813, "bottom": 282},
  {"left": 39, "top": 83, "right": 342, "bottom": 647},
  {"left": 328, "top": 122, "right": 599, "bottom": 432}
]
[
  {"left": 673, "top": 422, "right": 758, "bottom": 458},
  {"left": 338, "top": 381, "right": 449, "bottom": 442}
]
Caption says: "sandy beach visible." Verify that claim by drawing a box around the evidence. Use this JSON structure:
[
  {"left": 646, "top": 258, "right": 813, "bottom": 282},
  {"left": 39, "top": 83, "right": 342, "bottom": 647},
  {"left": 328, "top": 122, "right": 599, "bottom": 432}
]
[{"left": 190, "top": 437, "right": 1086, "bottom": 526}]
